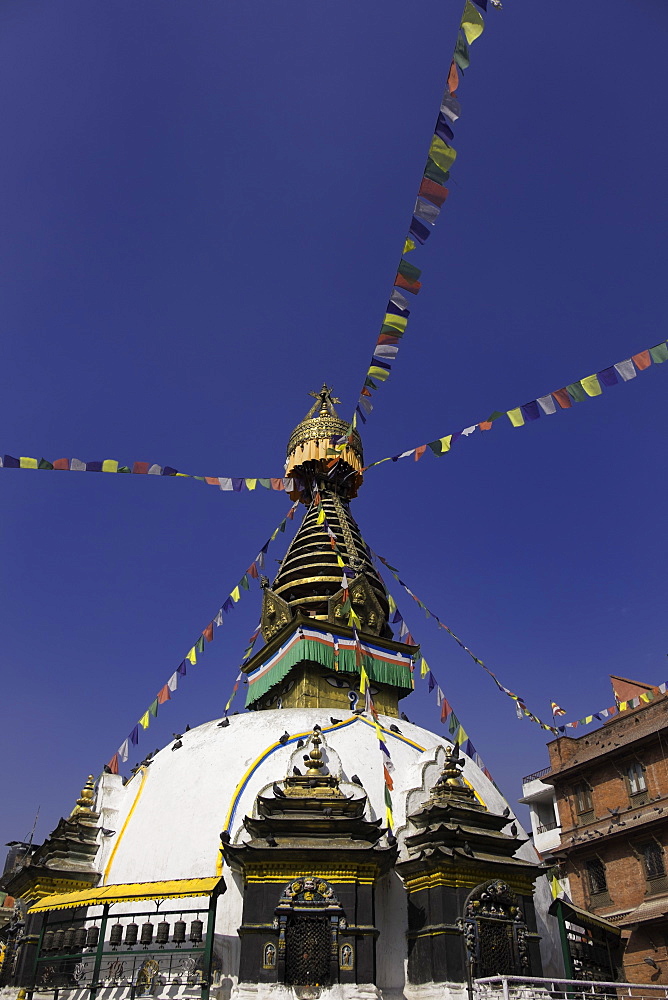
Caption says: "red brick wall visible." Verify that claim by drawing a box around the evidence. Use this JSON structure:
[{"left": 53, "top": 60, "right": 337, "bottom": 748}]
[{"left": 548, "top": 697, "right": 668, "bottom": 982}]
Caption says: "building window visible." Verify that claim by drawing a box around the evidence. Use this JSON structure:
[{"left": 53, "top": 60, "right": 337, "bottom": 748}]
[
  {"left": 627, "top": 761, "right": 646, "bottom": 796},
  {"left": 586, "top": 858, "right": 608, "bottom": 896},
  {"left": 574, "top": 782, "right": 593, "bottom": 815},
  {"left": 640, "top": 841, "right": 665, "bottom": 880}
]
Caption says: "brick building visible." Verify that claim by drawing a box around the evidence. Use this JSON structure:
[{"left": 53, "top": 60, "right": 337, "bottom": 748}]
[{"left": 545, "top": 675, "right": 668, "bottom": 983}]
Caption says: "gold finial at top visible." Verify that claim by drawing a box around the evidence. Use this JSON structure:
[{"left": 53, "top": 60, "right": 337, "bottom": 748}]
[
  {"left": 70, "top": 775, "right": 96, "bottom": 817},
  {"left": 308, "top": 384, "right": 341, "bottom": 407},
  {"left": 433, "top": 746, "right": 466, "bottom": 791},
  {"left": 304, "top": 730, "right": 327, "bottom": 775}
]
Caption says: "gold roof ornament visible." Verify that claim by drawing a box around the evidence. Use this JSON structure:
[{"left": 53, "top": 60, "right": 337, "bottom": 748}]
[
  {"left": 285, "top": 385, "right": 364, "bottom": 499},
  {"left": 69, "top": 776, "right": 96, "bottom": 817}
]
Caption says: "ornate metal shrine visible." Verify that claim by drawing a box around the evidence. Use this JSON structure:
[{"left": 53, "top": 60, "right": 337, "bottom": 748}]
[{"left": 458, "top": 879, "right": 530, "bottom": 979}]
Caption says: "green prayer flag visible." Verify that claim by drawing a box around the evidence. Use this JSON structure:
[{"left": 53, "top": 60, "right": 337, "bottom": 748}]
[
  {"left": 424, "top": 159, "right": 449, "bottom": 185},
  {"left": 461, "top": 0, "right": 484, "bottom": 43},
  {"left": 195, "top": 635, "right": 205, "bottom": 653},
  {"left": 279, "top": 520, "right": 286, "bottom": 532},
  {"left": 384, "top": 785, "right": 393, "bottom": 808},
  {"left": 487, "top": 411, "right": 505, "bottom": 422},
  {"left": 428, "top": 440, "right": 443, "bottom": 455},
  {"left": 38, "top": 458, "right": 54, "bottom": 470},
  {"left": 453, "top": 33, "right": 470, "bottom": 70},
  {"left": 240, "top": 574, "right": 250, "bottom": 590},
  {"left": 650, "top": 342, "right": 668, "bottom": 363},
  {"left": 380, "top": 323, "right": 405, "bottom": 337},
  {"left": 259, "top": 478, "right": 271, "bottom": 488},
  {"left": 397, "top": 258, "right": 422, "bottom": 282},
  {"left": 149, "top": 699, "right": 159, "bottom": 718},
  {"left": 566, "top": 381, "right": 587, "bottom": 402},
  {"left": 448, "top": 711, "right": 460, "bottom": 735},
  {"left": 429, "top": 136, "right": 457, "bottom": 174},
  {"left": 118, "top": 466, "right": 132, "bottom": 473}
]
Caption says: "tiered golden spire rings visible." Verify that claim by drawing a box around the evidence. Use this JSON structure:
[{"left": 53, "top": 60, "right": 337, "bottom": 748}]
[{"left": 70, "top": 775, "right": 96, "bottom": 816}]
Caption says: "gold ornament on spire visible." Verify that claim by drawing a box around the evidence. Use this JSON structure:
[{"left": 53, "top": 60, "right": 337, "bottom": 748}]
[
  {"left": 285, "top": 385, "right": 364, "bottom": 499},
  {"left": 70, "top": 775, "right": 96, "bottom": 817}
]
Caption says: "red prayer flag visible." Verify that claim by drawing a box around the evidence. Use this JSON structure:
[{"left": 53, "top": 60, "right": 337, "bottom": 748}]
[
  {"left": 247, "top": 562, "right": 259, "bottom": 579},
  {"left": 271, "top": 478, "right": 283, "bottom": 490},
  {"left": 632, "top": 350, "right": 651, "bottom": 370},
  {"left": 478, "top": 421, "right": 493, "bottom": 431},
  {"left": 287, "top": 507, "right": 295, "bottom": 519},
  {"left": 552, "top": 388, "right": 572, "bottom": 409},
  {"left": 383, "top": 765, "right": 394, "bottom": 791},
  {"left": 53, "top": 458, "right": 70, "bottom": 470},
  {"left": 157, "top": 685, "right": 171, "bottom": 704},
  {"left": 447, "top": 60, "right": 459, "bottom": 94},
  {"left": 395, "top": 274, "right": 422, "bottom": 295},
  {"left": 205, "top": 477, "right": 219, "bottom": 485},
  {"left": 107, "top": 753, "right": 119, "bottom": 774},
  {"left": 418, "top": 178, "right": 449, "bottom": 207},
  {"left": 132, "top": 462, "right": 150, "bottom": 474},
  {"left": 203, "top": 623, "right": 214, "bottom": 642},
  {"left": 440, "top": 697, "right": 452, "bottom": 722},
  {"left": 377, "top": 333, "right": 400, "bottom": 345},
  {"left": 414, "top": 445, "right": 427, "bottom": 462}
]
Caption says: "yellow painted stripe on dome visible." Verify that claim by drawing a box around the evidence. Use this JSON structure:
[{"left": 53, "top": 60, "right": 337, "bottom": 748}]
[
  {"left": 217, "top": 717, "right": 360, "bottom": 873},
  {"left": 103, "top": 765, "right": 150, "bottom": 884},
  {"left": 216, "top": 716, "right": 489, "bottom": 874},
  {"left": 29, "top": 877, "right": 224, "bottom": 913}
]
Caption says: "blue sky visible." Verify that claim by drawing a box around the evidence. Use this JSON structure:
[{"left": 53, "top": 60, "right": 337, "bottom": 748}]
[{"left": 1, "top": 0, "right": 667, "bottom": 847}]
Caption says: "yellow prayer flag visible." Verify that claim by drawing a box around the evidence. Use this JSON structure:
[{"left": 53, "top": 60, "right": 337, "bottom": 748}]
[
  {"left": 388, "top": 594, "right": 397, "bottom": 614},
  {"left": 138, "top": 711, "right": 150, "bottom": 729},
  {"left": 461, "top": 0, "right": 484, "bottom": 43},
  {"left": 619, "top": 700, "right": 627, "bottom": 711},
  {"left": 336, "top": 554, "right": 345, "bottom": 567},
  {"left": 550, "top": 876, "right": 560, "bottom": 899},
  {"left": 186, "top": 647, "right": 197, "bottom": 665},
  {"left": 385, "top": 805, "right": 394, "bottom": 828},
  {"left": 359, "top": 667, "right": 368, "bottom": 693},
  {"left": 349, "top": 609, "right": 362, "bottom": 627},
  {"left": 403, "top": 239, "right": 416, "bottom": 253},
  {"left": 102, "top": 459, "right": 119, "bottom": 473},
  {"left": 429, "top": 136, "right": 457, "bottom": 174},
  {"left": 383, "top": 314, "right": 408, "bottom": 332},
  {"left": 316, "top": 506, "right": 325, "bottom": 524},
  {"left": 581, "top": 374, "right": 602, "bottom": 397},
  {"left": 439, "top": 435, "right": 453, "bottom": 453},
  {"left": 455, "top": 725, "right": 468, "bottom": 744},
  {"left": 231, "top": 586, "right": 241, "bottom": 603},
  {"left": 507, "top": 408, "right": 525, "bottom": 427},
  {"left": 246, "top": 479, "right": 257, "bottom": 491},
  {"left": 368, "top": 366, "right": 390, "bottom": 382},
  {"left": 175, "top": 472, "right": 189, "bottom": 477},
  {"left": 19, "top": 457, "right": 38, "bottom": 469},
  {"left": 420, "top": 657, "right": 430, "bottom": 678}
]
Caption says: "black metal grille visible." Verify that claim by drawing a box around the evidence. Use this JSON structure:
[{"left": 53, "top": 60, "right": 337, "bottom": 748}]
[
  {"left": 285, "top": 915, "right": 331, "bottom": 986},
  {"left": 477, "top": 920, "right": 516, "bottom": 978}
]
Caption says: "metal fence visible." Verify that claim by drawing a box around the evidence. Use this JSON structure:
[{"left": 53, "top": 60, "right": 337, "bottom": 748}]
[{"left": 475, "top": 975, "right": 668, "bottom": 1000}]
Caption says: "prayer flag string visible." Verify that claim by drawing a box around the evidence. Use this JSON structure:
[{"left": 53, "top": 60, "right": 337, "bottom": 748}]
[
  {"left": 364, "top": 341, "right": 668, "bottom": 469},
  {"left": 374, "top": 566, "right": 501, "bottom": 790},
  {"left": 104, "top": 503, "right": 298, "bottom": 774},
  {"left": 369, "top": 547, "right": 560, "bottom": 737},
  {"left": 0, "top": 455, "right": 299, "bottom": 494},
  {"left": 339, "top": 0, "right": 493, "bottom": 440},
  {"left": 551, "top": 682, "right": 667, "bottom": 733}
]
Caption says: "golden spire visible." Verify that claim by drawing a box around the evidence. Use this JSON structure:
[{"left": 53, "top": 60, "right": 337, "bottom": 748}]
[
  {"left": 285, "top": 385, "right": 364, "bottom": 499},
  {"left": 69, "top": 775, "right": 96, "bottom": 817}
]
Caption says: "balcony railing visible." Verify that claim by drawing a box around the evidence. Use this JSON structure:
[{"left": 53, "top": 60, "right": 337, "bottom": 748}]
[
  {"left": 536, "top": 819, "right": 559, "bottom": 833},
  {"left": 475, "top": 975, "right": 668, "bottom": 1000},
  {"left": 522, "top": 766, "right": 552, "bottom": 783}
]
